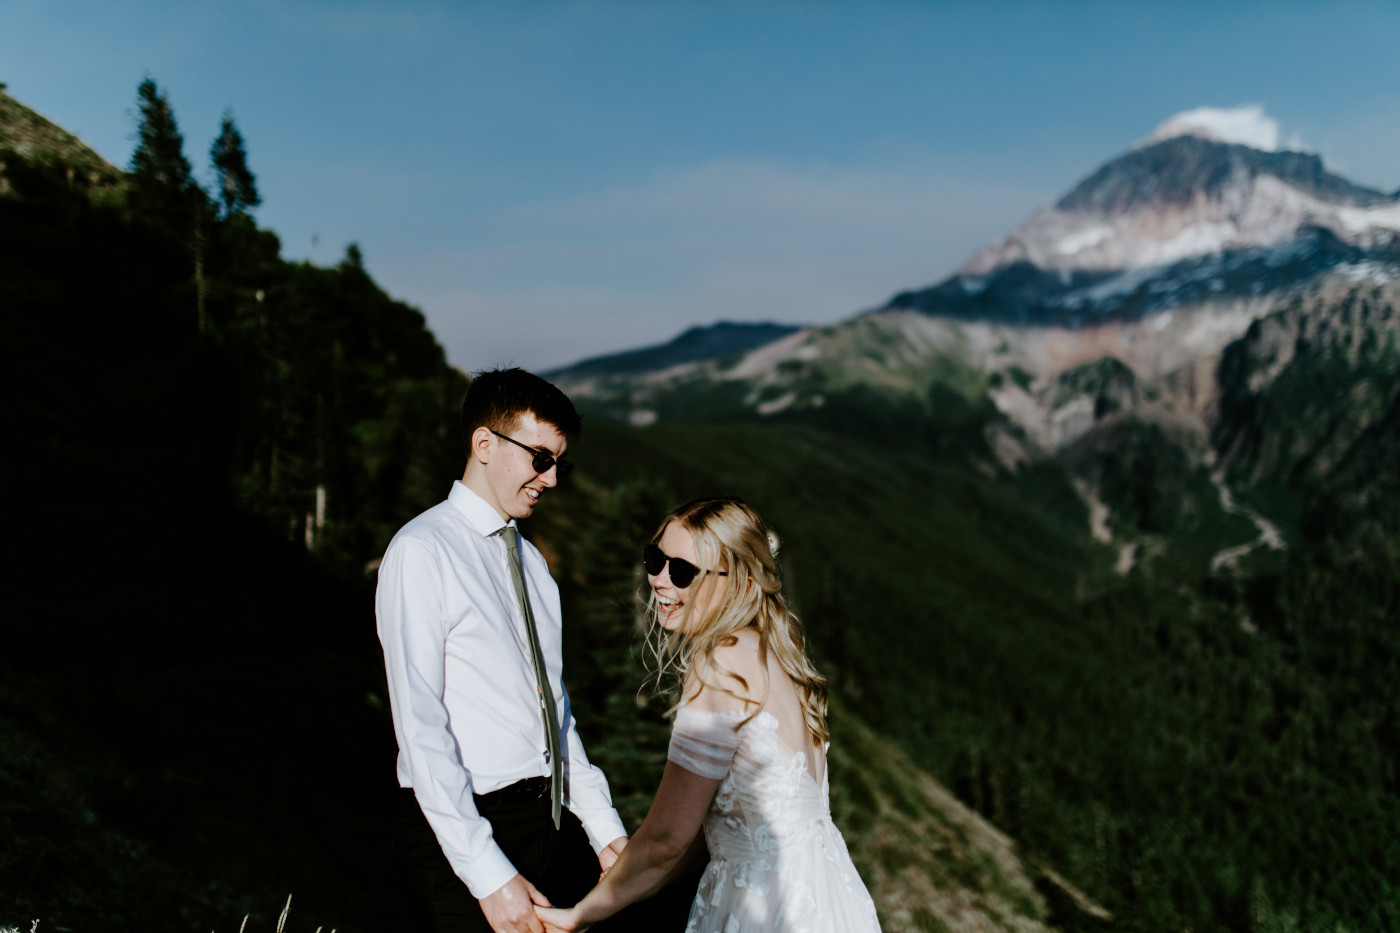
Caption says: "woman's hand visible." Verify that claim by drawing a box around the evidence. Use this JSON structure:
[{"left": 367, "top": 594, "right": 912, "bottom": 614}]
[{"left": 535, "top": 905, "right": 587, "bottom": 933}]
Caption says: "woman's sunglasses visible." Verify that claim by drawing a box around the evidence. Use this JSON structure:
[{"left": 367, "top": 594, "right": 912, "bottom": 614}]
[
  {"left": 643, "top": 544, "right": 727, "bottom": 589},
  {"left": 491, "top": 430, "right": 574, "bottom": 479}
]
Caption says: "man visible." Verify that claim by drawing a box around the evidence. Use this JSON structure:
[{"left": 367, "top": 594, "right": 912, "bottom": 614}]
[{"left": 377, "top": 368, "right": 628, "bottom": 933}]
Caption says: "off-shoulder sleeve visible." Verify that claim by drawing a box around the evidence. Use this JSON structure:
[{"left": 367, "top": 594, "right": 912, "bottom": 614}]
[{"left": 667, "top": 707, "right": 744, "bottom": 780}]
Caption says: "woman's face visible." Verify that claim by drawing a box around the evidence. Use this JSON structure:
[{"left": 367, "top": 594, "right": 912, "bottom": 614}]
[{"left": 649, "top": 521, "right": 722, "bottom": 632}]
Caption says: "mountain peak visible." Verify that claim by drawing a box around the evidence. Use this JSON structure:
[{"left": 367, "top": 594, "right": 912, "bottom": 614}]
[
  {"left": 885, "top": 108, "right": 1400, "bottom": 328},
  {"left": 1139, "top": 105, "right": 1279, "bottom": 152},
  {"left": 1053, "top": 134, "right": 1388, "bottom": 217},
  {"left": 951, "top": 117, "right": 1397, "bottom": 286}
]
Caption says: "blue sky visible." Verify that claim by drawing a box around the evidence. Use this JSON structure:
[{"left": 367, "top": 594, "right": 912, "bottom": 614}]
[{"left": 4, "top": 0, "right": 1399, "bottom": 371}]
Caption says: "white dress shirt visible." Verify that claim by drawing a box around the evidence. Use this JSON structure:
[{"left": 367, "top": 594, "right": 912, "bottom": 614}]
[{"left": 377, "top": 481, "right": 627, "bottom": 897}]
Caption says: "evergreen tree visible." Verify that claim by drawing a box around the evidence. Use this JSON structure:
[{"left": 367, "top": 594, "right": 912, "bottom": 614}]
[
  {"left": 129, "top": 77, "right": 196, "bottom": 222},
  {"left": 210, "top": 109, "right": 261, "bottom": 220},
  {"left": 343, "top": 241, "right": 366, "bottom": 271},
  {"left": 128, "top": 77, "right": 213, "bottom": 329}
]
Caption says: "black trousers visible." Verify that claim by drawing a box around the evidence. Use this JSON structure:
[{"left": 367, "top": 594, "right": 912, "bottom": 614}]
[{"left": 397, "top": 785, "right": 700, "bottom": 933}]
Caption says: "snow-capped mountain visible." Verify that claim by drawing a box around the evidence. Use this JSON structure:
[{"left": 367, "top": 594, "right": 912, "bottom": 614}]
[
  {"left": 892, "top": 108, "right": 1400, "bottom": 327},
  {"left": 960, "top": 137, "right": 1398, "bottom": 274}
]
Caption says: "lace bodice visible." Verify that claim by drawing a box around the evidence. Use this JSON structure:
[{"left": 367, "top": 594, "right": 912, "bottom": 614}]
[{"left": 668, "top": 707, "right": 881, "bottom": 932}]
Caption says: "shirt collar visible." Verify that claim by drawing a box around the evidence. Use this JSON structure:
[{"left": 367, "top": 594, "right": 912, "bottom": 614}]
[{"left": 448, "top": 480, "right": 514, "bottom": 538}]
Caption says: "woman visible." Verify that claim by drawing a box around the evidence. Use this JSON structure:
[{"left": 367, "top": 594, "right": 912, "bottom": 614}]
[{"left": 538, "top": 497, "right": 881, "bottom": 933}]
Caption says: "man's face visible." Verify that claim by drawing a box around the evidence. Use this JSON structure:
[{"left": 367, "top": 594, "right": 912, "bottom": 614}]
[{"left": 476, "top": 412, "right": 568, "bottom": 521}]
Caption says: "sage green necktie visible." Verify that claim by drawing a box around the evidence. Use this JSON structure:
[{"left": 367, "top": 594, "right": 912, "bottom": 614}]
[{"left": 499, "top": 525, "right": 563, "bottom": 829}]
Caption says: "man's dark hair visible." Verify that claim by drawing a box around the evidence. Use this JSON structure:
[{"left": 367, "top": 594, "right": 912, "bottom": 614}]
[{"left": 460, "top": 368, "right": 582, "bottom": 453}]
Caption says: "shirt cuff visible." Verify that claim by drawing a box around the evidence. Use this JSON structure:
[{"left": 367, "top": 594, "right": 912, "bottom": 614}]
[
  {"left": 573, "top": 807, "right": 629, "bottom": 854},
  {"left": 461, "top": 843, "right": 520, "bottom": 900}
]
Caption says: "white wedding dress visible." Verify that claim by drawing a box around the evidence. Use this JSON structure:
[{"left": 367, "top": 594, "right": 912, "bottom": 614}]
[{"left": 668, "top": 706, "right": 882, "bottom": 933}]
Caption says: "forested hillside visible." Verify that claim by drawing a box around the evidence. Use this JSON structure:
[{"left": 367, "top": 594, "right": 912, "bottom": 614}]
[{"left": 1, "top": 81, "right": 466, "bottom": 929}]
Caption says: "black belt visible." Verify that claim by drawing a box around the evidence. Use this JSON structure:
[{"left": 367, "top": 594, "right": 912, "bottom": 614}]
[{"left": 475, "top": 776, "right": 551, "bottom": 808}]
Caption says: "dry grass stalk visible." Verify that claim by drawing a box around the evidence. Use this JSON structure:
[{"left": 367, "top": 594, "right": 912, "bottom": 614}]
[{"left": 7, "top": 898, "right": 335, "bottom": 933}]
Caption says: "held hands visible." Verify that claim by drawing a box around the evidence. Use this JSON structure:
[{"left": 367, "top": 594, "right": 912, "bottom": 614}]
[
  {"left": 481, "top": 874, "right": 552, "bottom": 933},
  {"left": 598, "top": 835, "right": 628, "bottom": 879},
  {"left": 535, "top": 836, "right": 624, "bottom": 932},
  {"left": 535, "top": 905, "right": 587, "bottom": 933}
]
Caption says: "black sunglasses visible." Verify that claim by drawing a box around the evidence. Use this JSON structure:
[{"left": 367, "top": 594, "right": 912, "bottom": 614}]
[
  {"left": 491, "top": 430, "right": 574, "bottom": 479},
  {"left": 643, "top": 544, "right": 727, "bottom": 589}
]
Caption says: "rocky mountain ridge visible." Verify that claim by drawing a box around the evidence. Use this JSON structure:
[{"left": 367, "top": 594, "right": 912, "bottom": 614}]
[
  {"left": 1213, "top": 280, "right": 1400, "bottom": 490},
  {"left": 546, "top": 320, "right": 801, "bottom": 383}
]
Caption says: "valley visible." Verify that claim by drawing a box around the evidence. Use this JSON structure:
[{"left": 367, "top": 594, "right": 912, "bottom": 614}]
[{"left": 1207, "top": 471, "right": 1284, "bottom": 577}]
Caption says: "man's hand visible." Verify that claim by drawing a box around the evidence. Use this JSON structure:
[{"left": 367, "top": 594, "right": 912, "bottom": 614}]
[
  {"left": 598, "top": 835, "right": 628, "bottom": 878},
  {"left": 480, "top": 873, "right": 551, "bottom": 933}
]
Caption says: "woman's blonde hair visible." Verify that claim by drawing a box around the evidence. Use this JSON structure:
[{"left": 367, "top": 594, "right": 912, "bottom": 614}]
[{"left": 643, "top": 496, "right": 829, "bottom": 746}]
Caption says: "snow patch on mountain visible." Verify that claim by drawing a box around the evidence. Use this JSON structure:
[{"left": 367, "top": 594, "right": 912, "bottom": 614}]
[
  {"left": 1055, "top": 224, "right": 1115, "bottom": 256},
  {"left": 1335, "top": 201, "right": 1400, "bottom": 234},
  {"left": 1340, "top": 260, "right": 1398, "bottom": 284},
  {"left": 727, "top": 329, "right": 817, "bottom": 379},
  {"left": 1141, "top": 105, "right": 1280, "bottom": 152},
  {"left": 962, "top": 165, "right": 1397, "bottom": 277}
]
